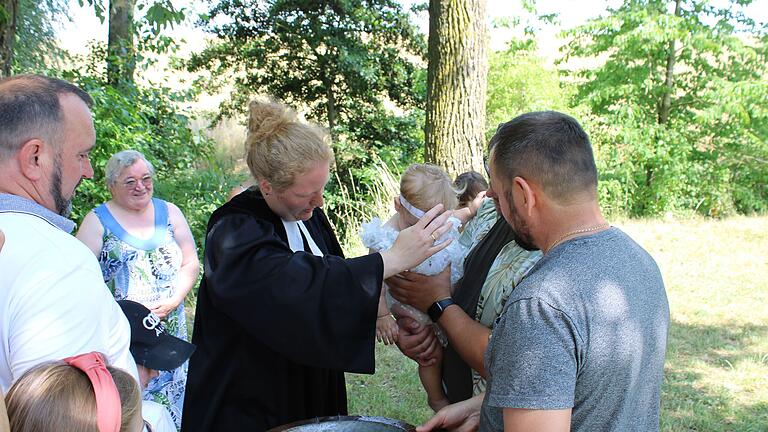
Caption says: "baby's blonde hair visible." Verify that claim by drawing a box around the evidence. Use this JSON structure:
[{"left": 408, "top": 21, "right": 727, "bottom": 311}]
[
  {"left": 245, "top": 100, "right": 334, "bottom": 191},
  {"left": 5, "top": 361, "right": 141, "bottom": 432},
  {"left": 400, "top": 164, "right": 459, "bottom": 213}
]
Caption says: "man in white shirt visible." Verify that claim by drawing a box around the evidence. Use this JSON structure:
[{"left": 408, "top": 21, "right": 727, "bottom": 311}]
[{"left": 0, "top": 74, "right": 138, "bottom": 392}]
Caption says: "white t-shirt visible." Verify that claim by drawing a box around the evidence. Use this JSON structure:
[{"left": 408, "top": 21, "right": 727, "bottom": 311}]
[
  {"left": 142, "top": 400, "right": 176, "bottom": 432},
  {"left": 0, "top": 211, "right": 138, "bottom": 392}
]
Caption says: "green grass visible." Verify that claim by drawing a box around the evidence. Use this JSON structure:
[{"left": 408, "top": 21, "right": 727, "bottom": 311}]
[{"left": 345, "top": 216, "right": 768, "bottom": 431}]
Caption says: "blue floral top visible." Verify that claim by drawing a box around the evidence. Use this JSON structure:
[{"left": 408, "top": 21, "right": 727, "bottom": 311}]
[{"left": 95, "top": 198, "right": 187, "bottom": 430}]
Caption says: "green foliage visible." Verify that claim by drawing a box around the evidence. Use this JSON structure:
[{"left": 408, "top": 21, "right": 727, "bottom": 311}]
[
  {"left": 12, "top": 0, "right": 70, "bottom": 73},
  {"left": 153, "top": 159, "right": 238, "bottom": 251},
  {"left": 190, "top": 0, "right": 425, "bottom": 122},
  {"left": 485, "top": 46, "right": 571, "bottom": 141},
  {"left": 562, "top": 0, "right": 768, "bottom": 217},
  {"left": 78, "top": 0, "right": 185, "bottom": 35},
  {"left": 189, "top": 0, "right": 427, "bottom": 231},
  {"left": 59, "top": 68, "right": 217, "bottom": 243}
]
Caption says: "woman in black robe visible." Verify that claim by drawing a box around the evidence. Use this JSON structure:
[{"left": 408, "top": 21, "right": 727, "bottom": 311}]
[{"left": 181, "top": 100, "right": 452, "bottom": 431}]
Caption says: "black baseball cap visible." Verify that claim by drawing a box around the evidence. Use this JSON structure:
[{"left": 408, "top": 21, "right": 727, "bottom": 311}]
[{"left": 117, "top": 300, "right": 196, "bottom": 371}]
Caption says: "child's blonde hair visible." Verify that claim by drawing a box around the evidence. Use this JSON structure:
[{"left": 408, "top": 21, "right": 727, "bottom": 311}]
[
  {"left": 5, "top": 361, "right": 141, "bottom": 432},
  {"left": 400, "top": 164, "right": 459, "bottom": 212}
]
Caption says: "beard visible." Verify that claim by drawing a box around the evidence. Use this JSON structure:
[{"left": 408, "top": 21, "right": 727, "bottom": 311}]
[
  {"left": 50, "top": 154, "right": 73, "bottom": 217},
  {"left": 505, "top": 191, "right": 539, "bottom": 252}
]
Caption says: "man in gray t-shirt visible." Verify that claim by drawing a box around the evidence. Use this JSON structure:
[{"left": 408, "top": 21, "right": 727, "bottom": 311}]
[
  {"left": 414, "top": 111, "right": 669, "bottom": 432},
  {"left": 481, "top": 227, "right": 668, "bottom": 431}
]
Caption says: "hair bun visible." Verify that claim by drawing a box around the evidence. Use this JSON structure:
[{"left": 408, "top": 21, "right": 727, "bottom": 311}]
[{"left": 247, "top": 100, "right": 297, "bottom": 144}]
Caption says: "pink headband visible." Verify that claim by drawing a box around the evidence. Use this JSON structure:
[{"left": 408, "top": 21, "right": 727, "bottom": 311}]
[{"left": 63, "top": 352, "right": 122, "bottom": 432}]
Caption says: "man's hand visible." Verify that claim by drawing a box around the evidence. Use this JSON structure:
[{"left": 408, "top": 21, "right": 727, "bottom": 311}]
[
  {"left": 417, "top": 394, "right": 483, "bottom": 432},
  {"left": 387, "top": 267, "right": 451, "bottom": 313},
  {"left": 394, "top": 317, "right": 439, "bottom": 366}
]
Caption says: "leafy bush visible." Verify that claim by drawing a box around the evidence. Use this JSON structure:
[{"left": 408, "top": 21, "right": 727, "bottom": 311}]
[{"left": 57, "top": 69, "right": 222, "bottom": 257}]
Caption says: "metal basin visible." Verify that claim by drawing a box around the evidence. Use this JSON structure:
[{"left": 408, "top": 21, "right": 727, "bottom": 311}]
[{"left": 268, "top": 415, "right": 416, "bottom": 432}]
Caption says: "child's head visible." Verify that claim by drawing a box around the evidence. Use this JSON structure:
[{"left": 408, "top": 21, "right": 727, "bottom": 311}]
[
  {"left": 396, "top": 164, "right": 458, "bottom": 226},
  {"left": 117, "top": 300, "right": 195, "bottom": 390},
  {"left": 5, "top": 353, "right": 142, "bottom": 432},
  {"left": 453, "top": 171, "right": 488, "bottom": 209}
]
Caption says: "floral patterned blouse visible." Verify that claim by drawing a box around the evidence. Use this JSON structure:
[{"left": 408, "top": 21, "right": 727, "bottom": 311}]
[{"left": 95, "top": 198, "right": 188, "bottom": 430}]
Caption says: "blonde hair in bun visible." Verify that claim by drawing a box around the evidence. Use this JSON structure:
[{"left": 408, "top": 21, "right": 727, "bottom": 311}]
[{"left": 245, "top": 100, "right": 333, "bottom": 191}]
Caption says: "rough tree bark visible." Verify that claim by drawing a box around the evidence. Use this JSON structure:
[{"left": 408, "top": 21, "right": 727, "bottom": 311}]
[
  {"left": 0, "top": 0, "right": 17, "bottom": 78},
  {"left": 424, "top": 0, "right": 488, "bottom": 178},
  {"left": 107, "top": 0, "right": 137, "bottom": 86}
]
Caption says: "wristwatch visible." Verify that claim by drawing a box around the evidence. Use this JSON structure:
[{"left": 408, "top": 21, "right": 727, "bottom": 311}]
[{"left": 428, "top": 297, "right": 456, "bottom": 322}]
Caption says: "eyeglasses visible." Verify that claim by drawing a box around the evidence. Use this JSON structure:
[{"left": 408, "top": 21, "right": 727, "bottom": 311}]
[
  {"left": 122, "top": 175, "right": 153, "bottom": 190},
  {"left": 483, "top": 155, "right": 490, "bottom": 178}
]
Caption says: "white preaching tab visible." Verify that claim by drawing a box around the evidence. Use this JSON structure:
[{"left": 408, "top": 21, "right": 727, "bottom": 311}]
[{"left": 282, "top": 220, "right": 323, "bottom": 256}]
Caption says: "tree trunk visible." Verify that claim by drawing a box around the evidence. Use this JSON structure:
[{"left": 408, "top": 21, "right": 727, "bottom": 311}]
[
  {"left": 0, "top": 0, "right": 17, "bottom": 78},
  {"left": 107, "top": 0, "right": 136, "bottom": 86},
  {"left": 424, "top": 0, "right": 488, "bottom": 178},
  {"left": 658, "top": 0, "right": 681, "bottom": 125}
]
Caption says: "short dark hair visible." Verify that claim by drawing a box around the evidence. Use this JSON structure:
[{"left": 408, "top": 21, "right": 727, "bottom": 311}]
[
  {"left": 489, "top": 111, "right": 597, "bottom": 203},
  {"left": 0, "top": 74, "right": 93, "bottom": 160}
]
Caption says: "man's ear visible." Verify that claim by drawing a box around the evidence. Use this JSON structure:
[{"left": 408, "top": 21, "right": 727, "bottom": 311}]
[
  {"left": 258, "top": 178, "right": 273, "bottom": 195},
  {"left": 17, "top": 139, "right": 46, "bottom": 181},
  {"left": 514, "top": 176, "right": 537, "bottom": 216}
]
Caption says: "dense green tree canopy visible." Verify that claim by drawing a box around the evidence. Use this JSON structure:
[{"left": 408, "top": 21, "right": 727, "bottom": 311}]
[
  {"left": 190, "top": 0, "right": 425, "bottom": 132},
  {"left": 563, "top": 0, "right": 767, "bottom": 216},
  {"left": 189, "top": 0, "right": 429, "bottom": 229}
]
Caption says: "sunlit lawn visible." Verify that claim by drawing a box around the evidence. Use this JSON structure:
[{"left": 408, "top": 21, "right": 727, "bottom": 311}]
[{"left": 346, "top": 216, "right": 768, "bottom": 431}]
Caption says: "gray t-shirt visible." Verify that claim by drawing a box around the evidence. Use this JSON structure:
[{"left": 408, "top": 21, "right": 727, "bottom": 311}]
[{"left": 480, "top": 227, "right": 669, "bottom": 431}]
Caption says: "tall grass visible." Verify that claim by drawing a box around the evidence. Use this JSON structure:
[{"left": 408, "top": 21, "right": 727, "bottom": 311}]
[{"left": 332, "top": 158, "right": 402, "bottom": 255}]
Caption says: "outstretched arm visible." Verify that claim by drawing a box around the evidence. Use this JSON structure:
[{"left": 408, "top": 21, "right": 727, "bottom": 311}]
[{"left": 452, "top": 192, "right": 487, "bottom": 225}]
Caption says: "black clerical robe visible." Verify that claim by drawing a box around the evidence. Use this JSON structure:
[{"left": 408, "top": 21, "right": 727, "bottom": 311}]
[{"left": 181, "top": 190, "right": 382, "bottom": 431}]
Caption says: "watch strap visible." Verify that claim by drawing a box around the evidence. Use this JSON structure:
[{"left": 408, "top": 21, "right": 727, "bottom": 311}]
[{"left": 428, "top": 297, "right": 456, "bottom": 322}]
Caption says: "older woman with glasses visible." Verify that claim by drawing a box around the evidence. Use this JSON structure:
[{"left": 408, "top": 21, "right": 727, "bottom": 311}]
[{"left": 76, "top": 149, "right": 199, "bottom": 430}]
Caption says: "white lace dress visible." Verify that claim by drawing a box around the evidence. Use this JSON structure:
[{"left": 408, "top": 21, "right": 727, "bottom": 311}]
[{"left": 360, "top": 216, "right": 468, "bottom": 336}]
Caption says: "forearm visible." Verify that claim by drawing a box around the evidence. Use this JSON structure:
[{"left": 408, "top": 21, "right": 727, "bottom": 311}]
[
  {"left": 377, "top": 286, "right": 391, "bottom": 316},
  {"left": 172, "top": 260, "right": 199, "bottom": 305},
  {"left": 452, "top": 207, "right": 475, "bottom": 226},
  {"left": 379, "top": 250, "right": 408, "bottom": 279},
  {"left": 439, "top": 305, "right": 490, "bottom": 377}
]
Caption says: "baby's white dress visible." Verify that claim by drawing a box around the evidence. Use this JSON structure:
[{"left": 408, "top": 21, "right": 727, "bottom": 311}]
[{"left": 360, "top": 216, "right": 468, "bottom": 335}]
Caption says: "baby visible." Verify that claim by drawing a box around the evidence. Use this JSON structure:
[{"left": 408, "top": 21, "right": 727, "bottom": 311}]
[{"left": 361, "top": 163, "right": 475, "bottom": 411}]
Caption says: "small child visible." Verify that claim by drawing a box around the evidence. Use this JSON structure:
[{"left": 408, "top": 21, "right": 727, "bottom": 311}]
[
  {"left": 361, "top": 163, "right": 474, "bottom": 411},
  {"left": 118, "top": 299, "right": 196, "bottom": 432},
  {"left": 454, "top": 171, "right": 488, "bottom": 210},
  {"left": 5, "top": 352, "right": 143, "bottom": 432}
]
